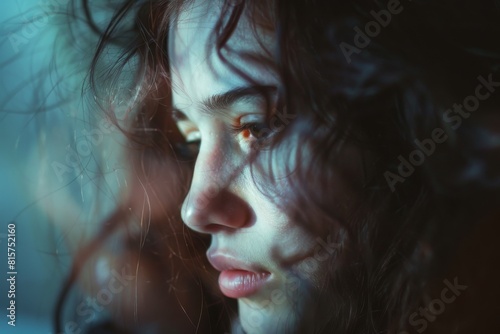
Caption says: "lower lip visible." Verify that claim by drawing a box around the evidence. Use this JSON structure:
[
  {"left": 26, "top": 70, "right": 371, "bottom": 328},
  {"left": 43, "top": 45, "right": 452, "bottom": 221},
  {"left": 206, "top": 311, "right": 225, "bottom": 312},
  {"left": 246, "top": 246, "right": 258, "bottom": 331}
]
[{"left": 218, "top": 270, "right": 271, "bottom": 298}]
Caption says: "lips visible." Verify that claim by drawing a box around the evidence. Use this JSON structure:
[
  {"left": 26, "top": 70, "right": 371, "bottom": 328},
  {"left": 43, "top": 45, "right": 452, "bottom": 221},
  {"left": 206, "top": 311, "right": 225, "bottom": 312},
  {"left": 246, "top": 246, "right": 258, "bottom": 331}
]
[{"left": 207, "top": 250, "right": 271, "bottom": 298}]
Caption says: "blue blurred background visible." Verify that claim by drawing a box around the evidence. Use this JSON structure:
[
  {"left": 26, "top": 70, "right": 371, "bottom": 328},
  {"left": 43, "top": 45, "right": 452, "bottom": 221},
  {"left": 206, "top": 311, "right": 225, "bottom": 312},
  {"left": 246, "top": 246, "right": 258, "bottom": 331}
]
[{"left": 1, "top": 1, "right": 74, "bottom": 333}]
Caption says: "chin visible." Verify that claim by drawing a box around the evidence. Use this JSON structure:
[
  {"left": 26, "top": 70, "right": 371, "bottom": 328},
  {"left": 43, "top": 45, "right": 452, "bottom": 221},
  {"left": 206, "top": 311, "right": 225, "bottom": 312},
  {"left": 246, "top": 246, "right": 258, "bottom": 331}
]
[{"left": 238, "top": 296, "right": 302, "bottom": 334}]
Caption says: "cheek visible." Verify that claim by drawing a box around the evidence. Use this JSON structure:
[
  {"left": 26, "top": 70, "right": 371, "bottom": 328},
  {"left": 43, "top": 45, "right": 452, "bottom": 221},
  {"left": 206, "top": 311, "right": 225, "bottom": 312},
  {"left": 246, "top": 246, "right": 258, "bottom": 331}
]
[
  {"left": 251, "top": 133, "right": 307, "bottom": 207},
  {"left": 246, "top": 134, "right": 342, "bottom": 269},
  {"left": 244, "top": 179, "right": 318, "bottom": 265}
]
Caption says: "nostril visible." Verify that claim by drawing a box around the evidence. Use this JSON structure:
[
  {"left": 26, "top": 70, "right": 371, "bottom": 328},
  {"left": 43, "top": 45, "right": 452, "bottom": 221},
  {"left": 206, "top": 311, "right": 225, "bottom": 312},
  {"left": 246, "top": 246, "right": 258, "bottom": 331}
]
[
  {"left": 207, "top": 191, "right": 255, "bottom": 229},
  {"left": 181, "top": 187, "right": 255, "bottom": 233}
]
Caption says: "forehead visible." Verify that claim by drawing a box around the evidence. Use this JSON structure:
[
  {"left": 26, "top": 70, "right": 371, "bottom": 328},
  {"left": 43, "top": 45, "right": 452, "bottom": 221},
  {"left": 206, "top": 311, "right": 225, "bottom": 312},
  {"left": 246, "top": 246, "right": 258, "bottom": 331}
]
[{"left": 168, "top": 1, "right": 278, "bottom": 112}]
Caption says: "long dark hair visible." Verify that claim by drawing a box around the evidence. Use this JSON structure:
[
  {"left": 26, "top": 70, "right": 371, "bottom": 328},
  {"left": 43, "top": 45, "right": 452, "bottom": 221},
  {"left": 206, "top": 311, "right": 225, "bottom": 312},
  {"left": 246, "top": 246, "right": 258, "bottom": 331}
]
[{"left": 55, "top": 0, "right": 500, "bottom": 333}]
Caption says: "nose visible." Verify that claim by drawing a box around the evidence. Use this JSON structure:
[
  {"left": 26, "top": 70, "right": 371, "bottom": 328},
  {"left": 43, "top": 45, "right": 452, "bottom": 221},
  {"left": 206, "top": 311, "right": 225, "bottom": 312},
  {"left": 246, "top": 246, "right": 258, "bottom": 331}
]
[{"left": 181, "top": 144, "right": 253, "bottom": 234}]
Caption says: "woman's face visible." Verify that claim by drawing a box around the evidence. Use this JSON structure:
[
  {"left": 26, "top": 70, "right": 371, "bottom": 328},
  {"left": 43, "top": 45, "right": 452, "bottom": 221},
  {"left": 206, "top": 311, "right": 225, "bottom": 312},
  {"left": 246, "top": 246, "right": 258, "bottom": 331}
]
[{"left": 169, "top": 1, "right": 331, "bottom": 332}]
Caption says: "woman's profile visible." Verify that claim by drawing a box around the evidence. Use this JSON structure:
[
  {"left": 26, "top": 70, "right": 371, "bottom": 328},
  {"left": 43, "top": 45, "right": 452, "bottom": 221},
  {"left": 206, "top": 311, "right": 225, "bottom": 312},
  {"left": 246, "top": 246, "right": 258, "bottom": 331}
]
[{"left": 2, "top": 0, "right": 500, "bottom": 333}]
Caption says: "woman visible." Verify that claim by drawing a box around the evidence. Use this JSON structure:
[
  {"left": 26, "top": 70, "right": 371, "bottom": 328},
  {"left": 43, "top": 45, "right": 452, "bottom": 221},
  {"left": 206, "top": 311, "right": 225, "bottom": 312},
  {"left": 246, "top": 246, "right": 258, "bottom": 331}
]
[{"left": 53, "top": 0, "right": 500, "bottom": 333}]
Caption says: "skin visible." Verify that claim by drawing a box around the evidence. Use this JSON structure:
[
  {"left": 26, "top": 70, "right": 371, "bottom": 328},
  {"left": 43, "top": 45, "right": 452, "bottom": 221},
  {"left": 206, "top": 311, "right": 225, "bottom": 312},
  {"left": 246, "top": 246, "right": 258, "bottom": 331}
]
[{"left": 168, "top": 1, "right": 329, "bottom": 332}]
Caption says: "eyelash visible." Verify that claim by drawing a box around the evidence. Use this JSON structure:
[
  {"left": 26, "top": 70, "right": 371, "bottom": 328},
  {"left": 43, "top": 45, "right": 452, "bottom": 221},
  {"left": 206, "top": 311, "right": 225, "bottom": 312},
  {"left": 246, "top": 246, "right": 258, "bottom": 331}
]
[{"left": 230, "top": 121, "right": 272, "bottom": 141}]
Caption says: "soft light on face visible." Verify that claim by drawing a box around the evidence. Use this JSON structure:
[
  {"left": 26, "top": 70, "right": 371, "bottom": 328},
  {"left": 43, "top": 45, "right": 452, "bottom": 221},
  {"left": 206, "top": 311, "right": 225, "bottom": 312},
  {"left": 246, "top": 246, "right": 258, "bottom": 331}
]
[{"left": 168, "top": 1, "right": 329, "bottom": 332}]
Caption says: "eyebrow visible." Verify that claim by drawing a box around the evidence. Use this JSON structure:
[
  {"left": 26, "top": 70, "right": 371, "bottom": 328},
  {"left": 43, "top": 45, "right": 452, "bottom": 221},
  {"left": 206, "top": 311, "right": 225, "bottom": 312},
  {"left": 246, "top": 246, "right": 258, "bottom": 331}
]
[{"left": 172, "top": 85, "right": 278, "bottom": 121}]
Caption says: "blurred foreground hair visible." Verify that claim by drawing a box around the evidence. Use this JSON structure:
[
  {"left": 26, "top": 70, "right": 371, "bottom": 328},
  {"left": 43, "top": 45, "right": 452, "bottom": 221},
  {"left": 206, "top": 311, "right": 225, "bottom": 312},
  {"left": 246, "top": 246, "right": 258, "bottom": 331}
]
[{"left": 55, "top": 0, "right": 500, "bottom": 333}]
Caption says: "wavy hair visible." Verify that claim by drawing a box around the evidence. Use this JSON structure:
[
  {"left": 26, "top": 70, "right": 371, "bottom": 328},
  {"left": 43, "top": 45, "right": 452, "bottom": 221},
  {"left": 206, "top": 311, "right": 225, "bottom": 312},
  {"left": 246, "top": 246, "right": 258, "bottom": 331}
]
[{"left": 55, "top": 0, "right": 500, "bottom": 333}]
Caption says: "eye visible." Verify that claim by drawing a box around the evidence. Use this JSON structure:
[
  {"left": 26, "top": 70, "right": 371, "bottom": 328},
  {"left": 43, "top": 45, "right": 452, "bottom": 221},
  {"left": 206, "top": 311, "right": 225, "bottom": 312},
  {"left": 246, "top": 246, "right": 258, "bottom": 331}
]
[
  {"left": 231, "top": 115, "right": 276, "bottom": 143},
  {"left": 175, "top": 139, "right": 200, "bottom": 161},
  {"left": 235, "top": 122, "right": 272, "bottom": 140},
  {"left": 175, "top": 130, "right": 201, "bottom": 161}
]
